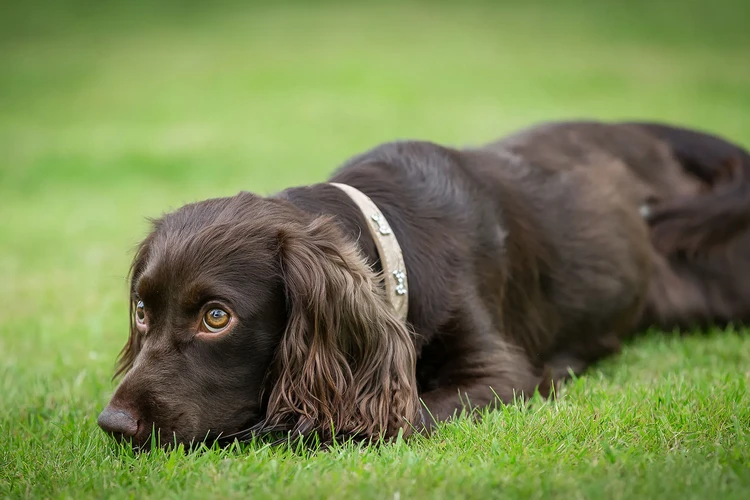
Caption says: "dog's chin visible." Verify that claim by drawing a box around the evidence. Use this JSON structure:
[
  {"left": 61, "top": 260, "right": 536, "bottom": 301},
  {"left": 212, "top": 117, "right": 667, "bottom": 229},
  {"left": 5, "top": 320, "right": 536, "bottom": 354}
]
[
  {"left": 126, "top": 423, "right": 261, "bottom": 452},
  {"left": 117, "top": 429, "right": 213, "bottom": 453},
  {"left": 105, "top": 406, "right": 264, "bottom": 452}
]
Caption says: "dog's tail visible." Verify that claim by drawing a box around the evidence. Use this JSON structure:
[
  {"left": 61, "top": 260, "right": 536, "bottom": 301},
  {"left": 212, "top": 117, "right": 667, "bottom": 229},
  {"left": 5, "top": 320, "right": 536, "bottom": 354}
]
[{"left": 625, "top": 122, "right": 750, "bottom": 257}]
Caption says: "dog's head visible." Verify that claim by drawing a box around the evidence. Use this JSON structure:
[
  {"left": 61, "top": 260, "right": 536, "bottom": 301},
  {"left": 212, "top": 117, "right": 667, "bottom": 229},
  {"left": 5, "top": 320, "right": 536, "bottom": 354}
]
[{"left": 97, "top": 191, "right": 419, "bottom": 449}]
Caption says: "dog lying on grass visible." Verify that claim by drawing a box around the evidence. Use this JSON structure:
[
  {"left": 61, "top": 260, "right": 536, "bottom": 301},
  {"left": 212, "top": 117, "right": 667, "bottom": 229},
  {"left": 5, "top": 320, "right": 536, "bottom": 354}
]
[{"left": 98, "top": 120, "right": 750, "bottom": 449}]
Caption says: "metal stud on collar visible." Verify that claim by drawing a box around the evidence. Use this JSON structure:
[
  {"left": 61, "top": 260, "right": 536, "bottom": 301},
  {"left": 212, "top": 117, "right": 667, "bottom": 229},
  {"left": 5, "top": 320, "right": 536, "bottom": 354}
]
[
  {"left": 370, "top": 212, "right": 393, "bottom": 235},
  {"left": 393, "top": 270, "right": 407, "bottom": 296}
]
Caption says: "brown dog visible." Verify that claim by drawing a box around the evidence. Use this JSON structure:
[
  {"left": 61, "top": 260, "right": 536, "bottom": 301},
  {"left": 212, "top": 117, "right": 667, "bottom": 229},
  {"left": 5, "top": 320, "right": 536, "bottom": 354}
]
[{"left": 98, "top": 120, "right": 750, "bottom": 449}]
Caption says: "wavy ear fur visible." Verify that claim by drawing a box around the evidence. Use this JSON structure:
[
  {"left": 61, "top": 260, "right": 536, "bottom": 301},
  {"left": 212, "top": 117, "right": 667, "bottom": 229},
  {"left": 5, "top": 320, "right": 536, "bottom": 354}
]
[{"left": 262, "top": 216, "right": 419, "bottom": 441}]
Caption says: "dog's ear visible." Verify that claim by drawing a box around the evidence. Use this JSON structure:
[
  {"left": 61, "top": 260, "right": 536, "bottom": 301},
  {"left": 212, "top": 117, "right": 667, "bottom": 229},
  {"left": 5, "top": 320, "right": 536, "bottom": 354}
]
[{"left": 263, "top": 215, "right": 419, "bottom": 441}]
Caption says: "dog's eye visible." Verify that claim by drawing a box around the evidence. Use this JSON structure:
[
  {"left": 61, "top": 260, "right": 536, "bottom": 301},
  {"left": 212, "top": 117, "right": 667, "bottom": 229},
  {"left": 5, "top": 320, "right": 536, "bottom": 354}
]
[
  {"left": 203, "top": 308, "right": 230, "bottom": 333},
  {"left": 135, "top": 300, "right": 146, "bottom": 325}
]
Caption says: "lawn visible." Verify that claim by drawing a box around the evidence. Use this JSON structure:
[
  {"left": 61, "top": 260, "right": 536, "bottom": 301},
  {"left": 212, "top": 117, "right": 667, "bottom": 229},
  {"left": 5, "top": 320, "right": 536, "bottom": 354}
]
[{"left": 1, "top": 0, "right": 750, "bottom": 498}]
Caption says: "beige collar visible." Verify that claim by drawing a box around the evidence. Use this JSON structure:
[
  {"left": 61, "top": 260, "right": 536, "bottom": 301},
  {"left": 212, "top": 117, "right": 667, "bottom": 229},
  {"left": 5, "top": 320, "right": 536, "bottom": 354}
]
[{"left": 330, "top": 183, "right": 409, "bottom": 321}]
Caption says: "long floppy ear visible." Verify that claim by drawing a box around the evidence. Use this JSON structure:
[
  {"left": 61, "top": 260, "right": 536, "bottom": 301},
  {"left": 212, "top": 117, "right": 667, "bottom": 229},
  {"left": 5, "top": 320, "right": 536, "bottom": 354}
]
[{"left": 262, "top": 215, "right": 419, "bottom": 441}]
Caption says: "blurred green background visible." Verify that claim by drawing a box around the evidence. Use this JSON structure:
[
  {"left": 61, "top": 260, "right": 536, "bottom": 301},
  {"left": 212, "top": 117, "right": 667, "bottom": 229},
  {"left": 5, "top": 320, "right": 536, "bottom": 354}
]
[{"left": 1, "top": 0, "right": 749, "bottom": 497}]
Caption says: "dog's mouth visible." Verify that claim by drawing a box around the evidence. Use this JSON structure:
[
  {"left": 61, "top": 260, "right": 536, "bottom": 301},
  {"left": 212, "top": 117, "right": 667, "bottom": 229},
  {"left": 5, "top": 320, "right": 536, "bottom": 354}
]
[
  {"left": 122, "top": 427, "right": 196, "bottom": 452},
  {"left": 98, "top": 407, "right": 186, "bottom": 450},
  {"left": 112, "top": 420, "right": 263, "bottom": 452}
]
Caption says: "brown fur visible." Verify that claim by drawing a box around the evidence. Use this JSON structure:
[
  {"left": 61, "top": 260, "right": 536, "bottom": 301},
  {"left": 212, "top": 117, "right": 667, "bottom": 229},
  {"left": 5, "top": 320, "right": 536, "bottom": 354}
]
[
  {"left": 262, "top": 215, "right": 419, "bottom": 439},
  {"left": 625, "top": 122, "right": 750, "bottom": 329},
  {"left": 628, "top": 122, "right": 750, "bottom": 259},
  {"left": 98, "top": 119, "right": 750, "bottom": 449}
]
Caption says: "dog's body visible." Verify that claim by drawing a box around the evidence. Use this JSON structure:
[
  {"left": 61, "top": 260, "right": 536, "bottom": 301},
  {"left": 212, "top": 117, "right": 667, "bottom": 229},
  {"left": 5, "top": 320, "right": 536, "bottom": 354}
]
[
  {"left": 98, "top": 120, "right": 750, "bottom": 448},
  {"left": 623, "top": 122, "right": 750, "bottom": 329}
]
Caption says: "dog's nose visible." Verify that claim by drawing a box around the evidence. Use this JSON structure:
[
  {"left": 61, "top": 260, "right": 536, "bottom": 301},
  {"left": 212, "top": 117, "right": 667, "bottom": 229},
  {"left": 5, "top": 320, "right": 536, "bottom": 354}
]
[{"left": 97, "top": 405, "right": 138, "bottom": 439}]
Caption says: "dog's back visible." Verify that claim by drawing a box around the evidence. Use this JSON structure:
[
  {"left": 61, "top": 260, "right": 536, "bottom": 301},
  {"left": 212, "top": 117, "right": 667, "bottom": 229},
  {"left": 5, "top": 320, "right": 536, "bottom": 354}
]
[
  {"left": 626, "top": 122, "right": 750, "bottom": 256},
  {"left": 486, "top": 120, "right": 750, "bottom": 331},
  {"left": 626, "top": 122, "right": 750, "bottom": 329}
]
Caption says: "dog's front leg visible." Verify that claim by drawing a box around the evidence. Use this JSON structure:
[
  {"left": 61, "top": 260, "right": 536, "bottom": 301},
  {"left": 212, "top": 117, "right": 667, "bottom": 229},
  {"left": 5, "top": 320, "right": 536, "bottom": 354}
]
[{"left": 416, "top": 346, "right": 550, "bottom": 431}]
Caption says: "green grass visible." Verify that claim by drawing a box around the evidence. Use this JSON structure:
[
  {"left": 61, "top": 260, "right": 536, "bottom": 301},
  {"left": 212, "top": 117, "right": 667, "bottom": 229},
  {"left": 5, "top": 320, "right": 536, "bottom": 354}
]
[{"left": 2, "top": 0, "right": 750, "bottom": 497}]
